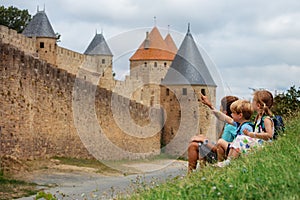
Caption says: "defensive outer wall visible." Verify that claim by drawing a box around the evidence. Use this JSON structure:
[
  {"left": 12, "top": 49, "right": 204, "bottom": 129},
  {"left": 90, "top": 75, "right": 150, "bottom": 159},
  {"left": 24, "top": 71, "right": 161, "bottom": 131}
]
[{"left": 0, "top": 26, "right": 162, "bottom": 169}]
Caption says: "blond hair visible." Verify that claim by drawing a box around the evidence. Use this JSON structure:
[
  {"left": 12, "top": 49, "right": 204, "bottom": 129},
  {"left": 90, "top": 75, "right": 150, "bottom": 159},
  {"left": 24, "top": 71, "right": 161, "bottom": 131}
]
[
  {"left": 230, "top": 99, "right": 253, "bottom": 120},
  {"left": 253, "top": 90, "right": 273, "bottom": 117}
]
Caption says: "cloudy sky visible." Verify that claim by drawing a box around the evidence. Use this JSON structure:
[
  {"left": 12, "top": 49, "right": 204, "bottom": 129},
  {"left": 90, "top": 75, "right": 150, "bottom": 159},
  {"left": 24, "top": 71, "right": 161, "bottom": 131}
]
[{"left": 2, "top": 0, "right": 300, "bottom": 101}]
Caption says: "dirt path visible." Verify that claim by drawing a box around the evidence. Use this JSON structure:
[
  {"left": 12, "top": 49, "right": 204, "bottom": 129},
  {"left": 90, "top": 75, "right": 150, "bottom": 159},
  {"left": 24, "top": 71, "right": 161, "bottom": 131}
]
[{"left": 16, "top": 159, "right": 187, "bottom": 199}]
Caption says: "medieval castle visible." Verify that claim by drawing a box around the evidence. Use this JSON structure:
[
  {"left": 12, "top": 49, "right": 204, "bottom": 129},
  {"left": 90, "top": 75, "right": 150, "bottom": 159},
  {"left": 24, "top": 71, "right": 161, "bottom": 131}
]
[{"left": 0, "top": 9, "right": 217, "bottom": 166}]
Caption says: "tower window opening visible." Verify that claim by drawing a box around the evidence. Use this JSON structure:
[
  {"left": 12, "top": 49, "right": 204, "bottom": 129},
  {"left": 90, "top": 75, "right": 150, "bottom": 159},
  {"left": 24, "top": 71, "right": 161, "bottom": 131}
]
[
  {"left": 201, "top": 89, "right": 206, "bottom": 96},
  {"left": 154, "top": 62, "right": 157, "bottom": 67},
  {"left": 166, "top": 88, "right": 170, "bottom": 96},
  {"left": 182, "top": 88, "right": 187, "bottom": 95},
  {"left": 102, "top": 59, "right": 105, "bottom": 64},
  {"left": 144, "top": 62, "right": 147, "bottom": 67},
  {"left": 40, "top": 42, "right": 44, "bottom": 48}
]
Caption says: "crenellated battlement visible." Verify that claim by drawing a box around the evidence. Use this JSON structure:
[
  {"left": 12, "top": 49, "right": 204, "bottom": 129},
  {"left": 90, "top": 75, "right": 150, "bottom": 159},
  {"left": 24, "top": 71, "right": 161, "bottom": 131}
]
[
  {"left": 0, "top": 25, "right": 37, "bottom": 57},
  {"left": 0, "top": 25, "right": 112, "bottom": 82}
]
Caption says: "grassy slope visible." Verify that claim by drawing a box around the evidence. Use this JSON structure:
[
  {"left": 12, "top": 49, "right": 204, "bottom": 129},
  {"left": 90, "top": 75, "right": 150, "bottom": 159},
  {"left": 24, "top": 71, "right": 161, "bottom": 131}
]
[{"left": 129, "top": 115, "right": 300, "bottom": 200}]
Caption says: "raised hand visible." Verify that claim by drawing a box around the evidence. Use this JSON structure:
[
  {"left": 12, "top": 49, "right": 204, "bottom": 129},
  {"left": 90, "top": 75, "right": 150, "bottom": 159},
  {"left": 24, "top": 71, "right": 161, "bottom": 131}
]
[{"left": 200, "top": 93, "right": 213, "bottom": 109}]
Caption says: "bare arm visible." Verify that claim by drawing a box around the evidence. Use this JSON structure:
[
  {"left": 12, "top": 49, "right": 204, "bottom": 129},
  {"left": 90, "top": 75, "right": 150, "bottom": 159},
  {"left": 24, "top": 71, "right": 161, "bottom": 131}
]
[
  {"left": 212, "top": 109, "right": 235, "bottom": 125},
  {"left": 243, "top": 117, "right": 273, "bottom": 140},
  {"left": 199, "top": 93, "right": 234, "bottom": 125}
]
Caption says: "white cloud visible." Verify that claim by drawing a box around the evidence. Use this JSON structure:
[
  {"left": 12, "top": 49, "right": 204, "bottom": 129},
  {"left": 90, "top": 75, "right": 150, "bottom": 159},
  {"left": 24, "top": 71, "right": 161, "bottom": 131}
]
[
  {"left": 2, "top": 0, "right": 300, "bottom": 100},
  {"left": 221, "top": 64, "right": 300, "bottom": 100},
  {"left": 257, "top": 13, "right": 300, "bottom": 38}
]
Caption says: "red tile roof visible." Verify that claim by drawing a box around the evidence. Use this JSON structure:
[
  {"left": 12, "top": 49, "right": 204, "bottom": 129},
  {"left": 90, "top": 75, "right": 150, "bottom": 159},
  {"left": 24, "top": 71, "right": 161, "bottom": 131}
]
[
  {"left": 130, "top": 27, "right": 177, "bottom": 61},
  {"left": 164, "top": 33, "right": 177, "bottom": 54}
]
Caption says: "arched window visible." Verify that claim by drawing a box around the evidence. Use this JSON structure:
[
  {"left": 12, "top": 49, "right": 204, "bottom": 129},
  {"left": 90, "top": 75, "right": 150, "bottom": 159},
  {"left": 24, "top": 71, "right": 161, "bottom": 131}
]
[{"left": 154, "top": 62, "right": 157, "bottom": 67}]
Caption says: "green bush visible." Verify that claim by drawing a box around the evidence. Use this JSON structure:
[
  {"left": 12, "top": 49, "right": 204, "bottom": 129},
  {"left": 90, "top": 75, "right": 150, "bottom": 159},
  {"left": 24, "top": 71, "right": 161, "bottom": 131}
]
[{"left": 272, "top": 85, "right": 300, "bottom": 117}]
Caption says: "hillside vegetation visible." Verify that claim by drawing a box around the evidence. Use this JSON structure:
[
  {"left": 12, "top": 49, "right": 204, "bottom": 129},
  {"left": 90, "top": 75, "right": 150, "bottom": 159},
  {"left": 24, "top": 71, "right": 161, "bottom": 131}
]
[
  {"left": 129, "top": 86, "right": 300, "bottom": 200},
  {"left": 128, "top": 113, "right": 300, "bottom": 199}
]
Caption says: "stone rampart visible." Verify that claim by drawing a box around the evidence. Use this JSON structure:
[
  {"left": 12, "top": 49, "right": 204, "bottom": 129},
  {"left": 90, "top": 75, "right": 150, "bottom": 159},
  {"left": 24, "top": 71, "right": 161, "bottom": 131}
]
[
  {"left": 0, "top": 42, "right": 161, "bottom": 163},
  {"left": 0, "top": 25, "right": 36, "bottom": 57}
]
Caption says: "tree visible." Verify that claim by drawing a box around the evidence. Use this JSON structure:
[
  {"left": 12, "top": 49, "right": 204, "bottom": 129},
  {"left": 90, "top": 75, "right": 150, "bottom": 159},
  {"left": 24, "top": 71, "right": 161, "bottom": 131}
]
[
  {"left": 0, "top": 6, "right": 31, "bottom": 33},
  {"left": 272, "top": 86, "right": 300, "bottom": 117}
]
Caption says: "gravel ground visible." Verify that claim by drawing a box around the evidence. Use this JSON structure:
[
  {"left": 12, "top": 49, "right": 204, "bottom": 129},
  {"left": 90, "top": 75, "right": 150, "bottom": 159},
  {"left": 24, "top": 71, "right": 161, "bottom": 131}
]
[{"left": 17, "top": 159, "right": 188, "bottom": 200}]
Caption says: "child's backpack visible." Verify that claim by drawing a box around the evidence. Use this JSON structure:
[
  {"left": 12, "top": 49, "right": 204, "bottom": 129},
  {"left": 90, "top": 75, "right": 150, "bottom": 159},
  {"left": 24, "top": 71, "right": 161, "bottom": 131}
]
[
  {"left": 272, "top": 115, "right": 285, "bottom": 139},
  {"left": 256, "top": 115, "right": 285, "bottom": 139}
]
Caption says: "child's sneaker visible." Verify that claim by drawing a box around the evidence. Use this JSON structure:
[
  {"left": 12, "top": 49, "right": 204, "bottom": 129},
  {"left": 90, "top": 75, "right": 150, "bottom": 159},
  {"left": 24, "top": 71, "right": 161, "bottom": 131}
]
[{"left": 215, "top": 159, "right": 231, "bottom": 167}]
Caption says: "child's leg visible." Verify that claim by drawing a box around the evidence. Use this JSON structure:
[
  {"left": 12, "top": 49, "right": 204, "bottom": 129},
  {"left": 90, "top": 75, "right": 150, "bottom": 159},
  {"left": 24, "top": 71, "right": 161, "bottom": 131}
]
[
  {"left": 217, "top": 139, "right": 228, "bottom": 161},
  {"left": 215, "top": 147, "right": 238, "bottom": 168},
  {"left": 227, "top": 147, "right": 240, "bottom": 159},
  {"left": 187, "top": 141, "right": 199, "bottom": 173},
  {"left": 190, "top": 134, "right": 206, "bottom": 143}
]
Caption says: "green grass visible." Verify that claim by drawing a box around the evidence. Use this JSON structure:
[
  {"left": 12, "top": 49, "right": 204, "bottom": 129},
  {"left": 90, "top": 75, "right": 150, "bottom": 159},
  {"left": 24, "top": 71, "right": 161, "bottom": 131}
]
[
  {"left": 128, "top": 115, "right": 300, "bottom": 200},
  {"left": 0, "top": 175, "right": 38, "bottom": 200}
]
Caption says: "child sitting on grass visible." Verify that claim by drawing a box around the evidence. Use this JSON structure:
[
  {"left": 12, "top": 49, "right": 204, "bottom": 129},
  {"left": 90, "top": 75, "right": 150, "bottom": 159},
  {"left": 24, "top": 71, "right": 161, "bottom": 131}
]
[
  {"left": 188, "top": 95, "right": 238, "bottom": 172},
  {"left": 200, "top": 96, "right": 254, "bottom": 167},
  {"left": 217, "top": 90, "right": 275, "bottom": 167}
]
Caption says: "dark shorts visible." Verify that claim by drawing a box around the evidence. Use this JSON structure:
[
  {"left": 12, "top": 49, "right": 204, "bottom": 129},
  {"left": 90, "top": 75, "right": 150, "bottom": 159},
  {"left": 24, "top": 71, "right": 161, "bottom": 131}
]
[{"left": 226, "top": 143, "right": 231, "bottom": 156}]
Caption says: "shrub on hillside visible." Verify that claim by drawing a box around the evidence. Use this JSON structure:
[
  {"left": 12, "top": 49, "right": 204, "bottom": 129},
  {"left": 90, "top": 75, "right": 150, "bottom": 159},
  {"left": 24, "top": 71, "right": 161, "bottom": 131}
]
[{"left": 272, "top": 86, "right": 300, "bottom": 117}]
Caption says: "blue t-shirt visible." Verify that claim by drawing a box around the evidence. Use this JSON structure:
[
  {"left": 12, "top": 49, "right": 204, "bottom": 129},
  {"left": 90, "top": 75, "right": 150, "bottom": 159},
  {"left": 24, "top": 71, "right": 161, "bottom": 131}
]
[
  {"left": 234, "top": 121, "right": 254, "bottom": 135},
  {"left": 222, "top": 123, "right": 237, "bottom": 142}
]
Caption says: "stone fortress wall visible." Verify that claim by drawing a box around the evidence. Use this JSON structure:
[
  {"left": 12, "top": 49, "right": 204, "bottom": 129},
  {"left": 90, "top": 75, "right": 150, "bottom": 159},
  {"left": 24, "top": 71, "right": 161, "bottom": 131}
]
[
  {"left": 0, "top": 25, "right": 114, "bottom": 88},
  {"left": 0, "top": 26, "right": 162, "bottom": 163},
  {"left": 0, "top": 22, "right": 218, "bottom": 165},
  {"left": 0, "top": 25, "right": 36, "bottom": 56}
]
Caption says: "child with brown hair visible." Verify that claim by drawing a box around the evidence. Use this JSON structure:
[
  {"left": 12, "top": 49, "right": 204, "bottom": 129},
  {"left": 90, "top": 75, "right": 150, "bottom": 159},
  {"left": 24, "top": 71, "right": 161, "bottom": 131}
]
[
  {"left": 187, "top": 95, "right": 238, "bottom": 172},
  {"left": 200, "top": 96, "right": 255, "bottom": 167},
  {"left": 217, "top": 90, "right": 275, "bottom": 167}
]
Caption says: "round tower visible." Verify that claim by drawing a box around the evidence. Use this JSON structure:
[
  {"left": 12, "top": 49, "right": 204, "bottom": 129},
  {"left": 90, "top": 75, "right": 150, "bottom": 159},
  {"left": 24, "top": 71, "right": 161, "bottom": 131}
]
[
  {"left": 84, "top": 32, "right": 114, "bottom": 89},
  {"left": 129, "top": 26, "right": 177, "bottom": 106},
  {"left": 160, "top": 25, "right": 217, "bottom": 156},
  {"left": 22, "top": 9, "right": 57, "bottom": 65}
]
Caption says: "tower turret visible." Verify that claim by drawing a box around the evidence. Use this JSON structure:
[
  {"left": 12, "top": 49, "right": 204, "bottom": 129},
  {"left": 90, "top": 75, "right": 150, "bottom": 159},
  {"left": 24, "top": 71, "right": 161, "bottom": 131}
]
[
  {"left": 161, "top": 24, "right": 217, "bottom": 155},
  {"left": 22, "top": 9, "right": 57, "bottom": 65},
  {"left": 84, "top": 32, "right": 114, "bottom": 89},
  {"left": 128, "top": 26, "right": 177, "bottom": 106}
]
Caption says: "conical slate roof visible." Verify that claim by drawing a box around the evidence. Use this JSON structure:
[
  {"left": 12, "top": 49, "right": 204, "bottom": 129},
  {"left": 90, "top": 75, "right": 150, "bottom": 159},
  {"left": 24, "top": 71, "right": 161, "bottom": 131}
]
[
  {"left": 84, "top": 33, "right": 113, "bottom": 56},
  {"left": 130, "top": 27, "right": 176, "bottom": 61},
  {"left": 22, "top": 10, "right": 56, "bottom": 38},
  {"left": 161, "top": 26, "right": 216, "bottom": 86}
]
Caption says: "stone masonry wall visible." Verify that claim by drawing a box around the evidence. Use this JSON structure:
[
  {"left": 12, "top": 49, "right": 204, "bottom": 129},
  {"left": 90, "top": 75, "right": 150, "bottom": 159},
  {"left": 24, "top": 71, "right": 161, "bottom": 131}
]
[
  {"left": 160, "top": 85, "right": 217, "bottom": 156},
  {"left": 0, "top": 25, "right": 114, "bottom": 84},
  {"left": 0, "top": 43, "right": 161, "bottom": 163},
  {"left": 0, "top": 25, "right": 36, "bottom": 57}
]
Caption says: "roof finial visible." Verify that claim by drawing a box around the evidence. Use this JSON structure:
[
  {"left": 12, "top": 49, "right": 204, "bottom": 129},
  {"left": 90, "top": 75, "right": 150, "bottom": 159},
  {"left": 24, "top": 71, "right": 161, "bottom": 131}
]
[
  {"left": 37, "top": 5, "right": 39, "bottom": 12},
  {"left": 101, "top": 28, "right": 103, "bottom": 35},
  {"left": 168, "top": 25, "right": 170, "bottom": 34},
  {"left": 43, "top": 4, "right": 45, "bottom": 12},
  {"left": 95, "top": 29, "right": 97, "bottom": 35},
  {"left": 154, "top": 16, "right": 157, "bottom": 27},
  {"left": 188, "top": 23, "right": 190, "bottom": 33}
]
